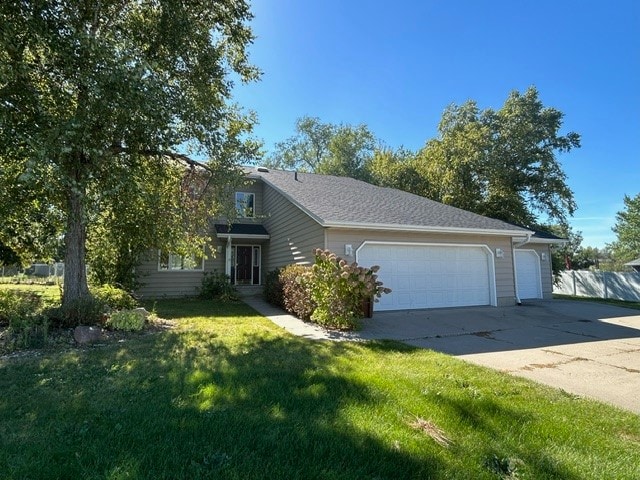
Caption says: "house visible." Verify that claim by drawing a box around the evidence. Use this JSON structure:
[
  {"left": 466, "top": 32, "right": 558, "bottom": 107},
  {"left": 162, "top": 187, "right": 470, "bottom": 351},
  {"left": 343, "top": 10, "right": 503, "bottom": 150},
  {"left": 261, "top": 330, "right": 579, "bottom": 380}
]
[
  {"left": 136, "top": 167, "right": 563, "bottom": 310},
  {"left": 624, "top": 258, "right": 640, "bottom": 272}
]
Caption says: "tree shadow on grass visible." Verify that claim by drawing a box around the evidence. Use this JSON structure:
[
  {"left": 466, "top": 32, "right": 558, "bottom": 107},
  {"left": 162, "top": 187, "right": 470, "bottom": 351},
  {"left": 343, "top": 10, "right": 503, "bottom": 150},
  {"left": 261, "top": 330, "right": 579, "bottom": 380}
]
[
  {"left": 432, "top": 393, "right": 590, "bottom": 480},
  {"left": 0, "top": 322, "right": 448, "bottom": 479}
]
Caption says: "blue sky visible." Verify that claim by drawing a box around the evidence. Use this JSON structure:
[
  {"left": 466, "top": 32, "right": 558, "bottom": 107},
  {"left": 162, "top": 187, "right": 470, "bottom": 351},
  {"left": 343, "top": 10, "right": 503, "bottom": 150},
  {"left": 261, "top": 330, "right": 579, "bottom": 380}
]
[{"left": 233, "top": 0, "right": 640, "bottom": 248}]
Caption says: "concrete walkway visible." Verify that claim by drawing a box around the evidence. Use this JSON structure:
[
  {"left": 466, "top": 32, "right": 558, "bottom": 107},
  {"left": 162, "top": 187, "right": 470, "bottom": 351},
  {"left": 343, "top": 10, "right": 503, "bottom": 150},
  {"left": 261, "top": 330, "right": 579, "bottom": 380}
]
[{"left": 242, "top": 296, "right": 640, "bottom": 414}]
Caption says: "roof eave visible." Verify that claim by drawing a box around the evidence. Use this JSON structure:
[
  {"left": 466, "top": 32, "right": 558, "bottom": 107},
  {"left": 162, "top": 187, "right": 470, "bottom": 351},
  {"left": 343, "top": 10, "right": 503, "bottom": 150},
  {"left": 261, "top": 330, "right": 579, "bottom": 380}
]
[
  {"left": 216, "top": 233, "right": 271, "bottom": 240},
  {"left": 324, "top": 221, "right": 532, "bottom": 237},
  {"left": 512, "top": 236, "right": 568, "bottom": 244}
]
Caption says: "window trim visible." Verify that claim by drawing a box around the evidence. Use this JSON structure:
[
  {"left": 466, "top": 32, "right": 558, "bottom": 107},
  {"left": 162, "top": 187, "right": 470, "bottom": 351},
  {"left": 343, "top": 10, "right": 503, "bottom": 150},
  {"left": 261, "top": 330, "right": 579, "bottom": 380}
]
[
  {"left": 235, "top": 191, "right": 255, "bottom": 218},
  {"left": 158, "top": 251, "right": 205, "bottom": 272}
]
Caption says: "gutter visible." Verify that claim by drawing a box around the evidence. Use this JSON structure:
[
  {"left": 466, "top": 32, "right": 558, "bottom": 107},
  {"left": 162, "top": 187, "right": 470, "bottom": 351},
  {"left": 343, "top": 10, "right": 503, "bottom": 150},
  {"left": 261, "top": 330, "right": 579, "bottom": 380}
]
[{"left": 512, "top": 233, "right": 532, "bottom": 305}]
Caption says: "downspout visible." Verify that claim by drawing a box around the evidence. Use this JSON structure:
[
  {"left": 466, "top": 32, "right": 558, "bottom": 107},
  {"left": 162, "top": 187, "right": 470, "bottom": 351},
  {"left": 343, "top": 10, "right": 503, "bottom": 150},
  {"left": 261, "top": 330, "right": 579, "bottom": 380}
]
[{"left": 512, "top": 233, "right": 532, "bottom": 305}]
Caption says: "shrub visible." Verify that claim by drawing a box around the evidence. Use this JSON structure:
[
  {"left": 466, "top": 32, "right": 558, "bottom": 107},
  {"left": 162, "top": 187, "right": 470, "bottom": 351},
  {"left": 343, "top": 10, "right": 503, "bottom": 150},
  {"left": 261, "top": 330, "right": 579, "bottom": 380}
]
[
  {"left": 309, "top": 249, "right": 391, "bottom": 330},
  {"left": 263, "top": 268, "right": 284, "bottom": 308},
  {"left": 0, "top": 290, "right": 49, "bottom": 350},
  {"left": 45, "top": 296, "right": 106, "bottom": 328},
  {"left": 8, "top": 314, "right": 49, "bottom": 350},
  {"left": 200, "top": 271, "right": 238, "bottom": 301},
  {"left": 0, "top": 290, "right": 42, "bottom": 325},
  {"left": 91, "top": 284, "right": 138, "bottom": 310},
  {"left": 279, "top": 264, "right": 315, "bottom": 321},
  {"left": 106, "top": 310, "right": 146, "bottom": 332}
]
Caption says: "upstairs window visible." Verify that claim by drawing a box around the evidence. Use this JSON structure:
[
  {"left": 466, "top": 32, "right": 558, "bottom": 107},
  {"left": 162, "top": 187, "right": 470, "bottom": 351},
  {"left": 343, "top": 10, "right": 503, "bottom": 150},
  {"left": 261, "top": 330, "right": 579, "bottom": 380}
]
[
  {"left": 158, "top": 251, "right": 204, "bottom": 271},
  {"left": 235, "top": 192, "right": 255, "bottom": 218}
]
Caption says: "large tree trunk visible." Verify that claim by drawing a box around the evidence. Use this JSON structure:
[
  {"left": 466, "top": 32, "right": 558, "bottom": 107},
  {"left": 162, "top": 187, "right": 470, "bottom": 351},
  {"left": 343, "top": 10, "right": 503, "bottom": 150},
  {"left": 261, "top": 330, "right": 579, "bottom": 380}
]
[{"left": 62, "top": 182, "right": 90, "bottom": 304}]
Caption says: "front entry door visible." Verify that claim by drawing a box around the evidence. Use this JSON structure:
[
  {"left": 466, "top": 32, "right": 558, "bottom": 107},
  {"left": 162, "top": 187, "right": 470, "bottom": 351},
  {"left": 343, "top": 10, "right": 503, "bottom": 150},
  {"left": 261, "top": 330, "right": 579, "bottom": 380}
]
[{"left": 235, "top": 246, "right": 253, "bottom": 285}]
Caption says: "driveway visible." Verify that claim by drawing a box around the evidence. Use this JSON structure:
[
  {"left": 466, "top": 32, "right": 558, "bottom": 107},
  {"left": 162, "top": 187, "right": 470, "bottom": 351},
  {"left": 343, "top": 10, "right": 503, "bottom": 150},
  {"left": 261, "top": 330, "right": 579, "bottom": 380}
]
[{"left": 359, "top": 300, "right": 640, "bottom": 413}]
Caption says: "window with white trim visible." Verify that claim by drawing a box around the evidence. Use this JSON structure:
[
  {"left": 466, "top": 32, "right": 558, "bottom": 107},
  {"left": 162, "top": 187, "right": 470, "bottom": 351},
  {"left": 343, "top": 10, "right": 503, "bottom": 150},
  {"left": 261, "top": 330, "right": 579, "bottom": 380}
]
[
  {"left": 235, "top": 192, "right": 255, "bottom": 218},
  {"left": 158, "top": 251, "right": 204, "bottom": 271}
]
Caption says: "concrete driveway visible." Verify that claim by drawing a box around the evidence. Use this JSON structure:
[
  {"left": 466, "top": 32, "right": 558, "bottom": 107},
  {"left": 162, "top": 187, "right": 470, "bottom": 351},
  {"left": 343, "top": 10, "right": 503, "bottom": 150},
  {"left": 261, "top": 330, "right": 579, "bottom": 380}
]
[{"left": 359, "top": 300, "right": 640, "bottom": 413}]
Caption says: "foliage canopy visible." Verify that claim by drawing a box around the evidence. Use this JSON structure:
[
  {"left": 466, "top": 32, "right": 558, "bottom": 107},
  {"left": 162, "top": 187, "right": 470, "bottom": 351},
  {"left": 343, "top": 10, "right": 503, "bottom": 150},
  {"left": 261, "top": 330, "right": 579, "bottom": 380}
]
[
  {"left": 610, "top": 193, "right": 640, "bottom": 265},
  {"left": 0, "top": 0, "right": 260, "bottom": 301}
]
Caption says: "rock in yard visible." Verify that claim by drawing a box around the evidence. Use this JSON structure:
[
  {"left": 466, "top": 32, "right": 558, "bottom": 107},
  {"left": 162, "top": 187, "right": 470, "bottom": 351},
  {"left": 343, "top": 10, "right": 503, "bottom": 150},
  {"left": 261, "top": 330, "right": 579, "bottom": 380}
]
[
  {"left": 133, "top": 307, "right": 151, "bottom": 319},
  {"left": 74, "top": 326, "right": 104, "bottom": 345}
]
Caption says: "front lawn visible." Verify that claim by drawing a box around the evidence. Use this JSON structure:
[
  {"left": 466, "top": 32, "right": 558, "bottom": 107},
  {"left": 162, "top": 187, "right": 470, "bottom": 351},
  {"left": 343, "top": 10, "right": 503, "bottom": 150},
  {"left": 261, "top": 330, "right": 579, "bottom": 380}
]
[
  {"left": 0, "top": 283, "right": 61, "bottom": 303},
  {"left": 1, "top": 299, "right": 638, "bottom": 479}
]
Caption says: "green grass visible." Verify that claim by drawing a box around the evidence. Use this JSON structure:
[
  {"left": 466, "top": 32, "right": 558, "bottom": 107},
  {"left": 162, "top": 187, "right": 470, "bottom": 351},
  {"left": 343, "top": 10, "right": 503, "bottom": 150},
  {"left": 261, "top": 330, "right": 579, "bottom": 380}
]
[
  {"left": 1, "top": 298, "right": 639, "bottom": 479},
  {"left": 0, "top": 283, "right": 61, "bottom": 303},
  {"left": 554, "top": 293, "right": 640, "bottom": 310}
]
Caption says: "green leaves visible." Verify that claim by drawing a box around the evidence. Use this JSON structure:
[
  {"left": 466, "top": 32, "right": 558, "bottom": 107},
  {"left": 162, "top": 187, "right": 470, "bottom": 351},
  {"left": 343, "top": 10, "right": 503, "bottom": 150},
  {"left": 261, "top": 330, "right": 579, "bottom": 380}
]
[
  {"left": 0, "top": 0, "right": 260, "bottom": 301},
  {"left": 266, "top": 116, "right": 375, "bottom": 180},
  {"left": 610, "top": 193, "right": 640, "bottom": 264},
  {"left": 416, "top": 86, "right": 580, "bottom": 226}
]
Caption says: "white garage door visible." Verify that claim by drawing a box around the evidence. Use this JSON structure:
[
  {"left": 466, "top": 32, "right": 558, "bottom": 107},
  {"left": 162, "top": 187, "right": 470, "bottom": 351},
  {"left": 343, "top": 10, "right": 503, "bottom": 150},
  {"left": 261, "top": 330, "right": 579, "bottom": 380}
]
[
  {"left": 357, "top": 243, "right": 495, "bottom": 311},
  {"left": 515, "top": 250, "right": 542, "bottom": 299}
]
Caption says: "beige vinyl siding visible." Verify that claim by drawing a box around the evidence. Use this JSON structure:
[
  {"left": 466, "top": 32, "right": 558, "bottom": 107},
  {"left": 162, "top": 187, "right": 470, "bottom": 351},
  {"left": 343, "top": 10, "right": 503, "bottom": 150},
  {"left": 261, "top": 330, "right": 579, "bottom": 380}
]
[
  {"left": 135, "top": 249, "right": 225, "bottom": 299},
  {"left": 326, "top": 228, "right": 516, "bottom": 307},
  {"left": 517, "top": 243, "right": 554, "bottom": 299},
  {"left": 262, "top": 184, "right": 325, "bottom": 272},
  {"left": 230, "top": 180, "right": 264, "bottom": 224}
]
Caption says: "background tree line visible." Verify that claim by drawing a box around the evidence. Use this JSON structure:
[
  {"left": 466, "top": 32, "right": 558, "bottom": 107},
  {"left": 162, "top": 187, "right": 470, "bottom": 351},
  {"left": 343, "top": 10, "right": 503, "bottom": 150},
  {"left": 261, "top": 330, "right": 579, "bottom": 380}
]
[{"left": 264, "top": 88, "right": 638, "bottom": 273}]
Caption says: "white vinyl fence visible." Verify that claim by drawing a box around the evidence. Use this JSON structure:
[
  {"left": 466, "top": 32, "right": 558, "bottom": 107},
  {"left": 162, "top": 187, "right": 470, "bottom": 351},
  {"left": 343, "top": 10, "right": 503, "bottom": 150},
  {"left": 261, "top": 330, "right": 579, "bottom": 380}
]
[{"left": 554, "top": 270, "right": 640, "bottom": 302}]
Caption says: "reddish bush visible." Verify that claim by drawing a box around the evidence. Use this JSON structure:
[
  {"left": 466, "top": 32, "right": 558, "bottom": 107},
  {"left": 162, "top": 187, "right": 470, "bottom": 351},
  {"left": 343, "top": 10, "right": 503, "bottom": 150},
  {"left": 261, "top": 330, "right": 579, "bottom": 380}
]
[{"left": 279, "top": 264, "right": 315, "bottom": 322}]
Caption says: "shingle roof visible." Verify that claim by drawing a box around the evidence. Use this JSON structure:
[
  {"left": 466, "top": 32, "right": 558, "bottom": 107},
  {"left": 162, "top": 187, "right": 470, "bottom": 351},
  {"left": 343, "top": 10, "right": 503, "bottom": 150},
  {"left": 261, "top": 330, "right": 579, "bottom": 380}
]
[{"left": 248, "top": 168, "right": 530, "bottom": 236}]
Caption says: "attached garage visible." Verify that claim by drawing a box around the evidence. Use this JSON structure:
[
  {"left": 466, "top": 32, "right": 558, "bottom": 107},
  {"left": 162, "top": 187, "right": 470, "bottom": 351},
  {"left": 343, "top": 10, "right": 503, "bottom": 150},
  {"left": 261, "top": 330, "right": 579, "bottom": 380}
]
[
  {"left": 515, "top": 249, "right": 542, "bottom": 299},
  {"left": 357, "top": 242, "right": 497, "bottom": 311}
]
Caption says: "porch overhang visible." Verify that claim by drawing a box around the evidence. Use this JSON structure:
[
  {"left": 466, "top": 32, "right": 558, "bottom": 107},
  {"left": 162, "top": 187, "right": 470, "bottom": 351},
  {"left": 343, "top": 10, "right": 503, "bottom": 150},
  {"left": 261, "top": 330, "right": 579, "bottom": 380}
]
[{"left": 214, "top": 223, "right": 270, "bottom": 240}]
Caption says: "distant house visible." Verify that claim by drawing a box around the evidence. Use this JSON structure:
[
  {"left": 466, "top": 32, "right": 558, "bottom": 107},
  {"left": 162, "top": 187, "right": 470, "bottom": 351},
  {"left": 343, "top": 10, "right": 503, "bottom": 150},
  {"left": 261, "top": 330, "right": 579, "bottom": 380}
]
[
  {"left": 136, "top": 167, "right": 564, "bottom": 311},
  {"left": 624, "top": 258, "right": 640, "bottom": 273}
]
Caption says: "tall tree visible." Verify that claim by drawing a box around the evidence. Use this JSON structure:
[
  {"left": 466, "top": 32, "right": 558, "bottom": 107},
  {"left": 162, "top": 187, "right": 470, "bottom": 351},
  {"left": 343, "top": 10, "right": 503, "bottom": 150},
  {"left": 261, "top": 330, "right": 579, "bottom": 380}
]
[
  {"left": 366, "top": 147, "right": 430, "bottom": 197},
  {"left": 0, "top": 1, "right": 260, "bottom": 304},
  {"left": 266, "top": 116, "right": 375, "bottom": 180},
  {"left": 609, "top": 193, "right": 640, "bottom": 265},
  {"left": 543, "top": 224, "right": 583, "bottom": 276},
  {"left": 418, "top": 87, "right": 580, "bottom": 226}
]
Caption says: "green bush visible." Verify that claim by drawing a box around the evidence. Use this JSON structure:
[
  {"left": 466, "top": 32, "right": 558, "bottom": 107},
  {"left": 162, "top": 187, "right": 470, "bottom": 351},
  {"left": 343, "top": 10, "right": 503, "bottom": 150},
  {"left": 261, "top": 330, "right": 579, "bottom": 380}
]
[
  {"left": 200, "top": 271, "right": 238, "bottom": 301},
  {"left": 0, "top": 290, "right": 49, "bottom": 350},
  {"left": 45, "top": 296, "right": 106, "bottom": 328},
  {"left": 91, "top": 284, "right": 138, "bottom": 310},
  {"left": 279, "top": 264, "right": 315, "bottom": 322},
  {"left": 106, "top": 310, "right": 146, "bottom": 332},
  {"left": 0, "top": 290, "right": 42, "bottom": 325},
  {"left": 309, "top": 249, "right": 391, "bottom": 330},
  {"left": 263, "top": 268, "right": 284, "bottom": 308}
]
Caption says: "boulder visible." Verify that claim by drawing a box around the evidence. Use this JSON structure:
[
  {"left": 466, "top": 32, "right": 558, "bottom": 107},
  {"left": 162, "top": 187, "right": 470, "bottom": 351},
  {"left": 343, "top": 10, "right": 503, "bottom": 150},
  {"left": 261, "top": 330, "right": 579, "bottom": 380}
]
[
  {"left": 74, "top": 326, "right": 104, "bottom": 345},
  {"left": 133, "top": 307, "right": 151, "bottom": 319}
]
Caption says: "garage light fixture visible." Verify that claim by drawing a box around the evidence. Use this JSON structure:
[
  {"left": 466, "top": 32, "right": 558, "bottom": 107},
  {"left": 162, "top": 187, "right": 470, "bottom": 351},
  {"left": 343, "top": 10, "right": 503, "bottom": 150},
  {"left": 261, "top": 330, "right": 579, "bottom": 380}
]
[
  {"left": 495, "top": 248, "right": 504, "bottom": 258},
  {"left": 345, "top": 244, "right": 353, "bottom": 256}
]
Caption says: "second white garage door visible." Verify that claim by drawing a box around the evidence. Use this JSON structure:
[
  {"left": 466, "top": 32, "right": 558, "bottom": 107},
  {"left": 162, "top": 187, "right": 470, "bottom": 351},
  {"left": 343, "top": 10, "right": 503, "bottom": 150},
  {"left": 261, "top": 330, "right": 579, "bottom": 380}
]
[
  {"left": 515, "top": 250, "right": 542, "bottom": 299},
  {"left": 357, "top": 242, "right": 496, "bottom": 311}
]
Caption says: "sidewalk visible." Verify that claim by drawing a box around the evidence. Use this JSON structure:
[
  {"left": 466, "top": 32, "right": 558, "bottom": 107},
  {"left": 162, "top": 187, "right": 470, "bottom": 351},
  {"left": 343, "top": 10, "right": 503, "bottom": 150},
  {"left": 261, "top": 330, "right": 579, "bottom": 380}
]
[{"left": 242, "top": 296, "right": 361, "bottom": 341}]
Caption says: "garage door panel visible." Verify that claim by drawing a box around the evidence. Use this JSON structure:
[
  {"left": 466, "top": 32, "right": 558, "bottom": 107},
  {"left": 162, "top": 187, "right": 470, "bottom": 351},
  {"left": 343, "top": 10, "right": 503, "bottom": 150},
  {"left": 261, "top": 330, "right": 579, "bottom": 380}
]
[
  {"left": 515, "top": 250, "right": 542, "bottom": 299},
  {"left": 358, "top": 243, "right": 495, "bottom": 311}
]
